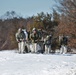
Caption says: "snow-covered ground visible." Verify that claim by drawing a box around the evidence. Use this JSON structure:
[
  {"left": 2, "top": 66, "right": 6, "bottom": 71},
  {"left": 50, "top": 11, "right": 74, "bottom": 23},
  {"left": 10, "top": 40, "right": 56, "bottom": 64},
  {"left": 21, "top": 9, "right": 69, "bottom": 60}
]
[{"left": 0, "top": 50, "right": 76, "bottom": 75}]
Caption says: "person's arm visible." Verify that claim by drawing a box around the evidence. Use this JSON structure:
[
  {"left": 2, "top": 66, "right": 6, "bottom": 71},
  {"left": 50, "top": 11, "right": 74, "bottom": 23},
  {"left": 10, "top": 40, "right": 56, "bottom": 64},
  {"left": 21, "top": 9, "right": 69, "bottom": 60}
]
[
  {"left": 15, "top": 33, "right": 21, "bottom": 42},
  {"left": 25, "top": 32, "right": 28, "bottom": 41}
]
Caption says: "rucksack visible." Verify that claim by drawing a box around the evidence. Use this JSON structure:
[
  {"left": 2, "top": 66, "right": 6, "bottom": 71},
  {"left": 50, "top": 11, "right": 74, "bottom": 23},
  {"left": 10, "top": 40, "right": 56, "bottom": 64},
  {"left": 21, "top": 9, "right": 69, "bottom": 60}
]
[
  {"left": 44, "top": 36, "right": 52, "bottom": 45},
  {"left": 62, "top": 36, "right": 68, "bottom": 45}
]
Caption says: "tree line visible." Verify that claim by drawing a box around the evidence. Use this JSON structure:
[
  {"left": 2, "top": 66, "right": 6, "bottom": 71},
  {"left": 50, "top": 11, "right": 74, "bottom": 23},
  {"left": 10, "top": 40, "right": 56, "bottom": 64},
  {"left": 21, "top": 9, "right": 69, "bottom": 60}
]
[{"left": 0, "top": 0, "right": 76, "bottom": 50}]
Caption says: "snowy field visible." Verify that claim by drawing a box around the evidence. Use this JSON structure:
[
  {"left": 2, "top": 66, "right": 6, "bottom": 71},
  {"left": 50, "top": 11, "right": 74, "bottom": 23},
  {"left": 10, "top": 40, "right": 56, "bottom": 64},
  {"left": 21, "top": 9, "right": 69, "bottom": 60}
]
[{"left": 0, "top": 50, "right": 76, "bottom": 75}]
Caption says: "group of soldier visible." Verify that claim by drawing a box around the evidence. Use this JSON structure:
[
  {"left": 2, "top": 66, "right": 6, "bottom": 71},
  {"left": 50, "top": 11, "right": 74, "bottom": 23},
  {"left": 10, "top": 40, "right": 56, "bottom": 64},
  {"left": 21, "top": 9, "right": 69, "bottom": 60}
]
[{"left": 15, "top": 27, "right": 68, "bottom": 54}]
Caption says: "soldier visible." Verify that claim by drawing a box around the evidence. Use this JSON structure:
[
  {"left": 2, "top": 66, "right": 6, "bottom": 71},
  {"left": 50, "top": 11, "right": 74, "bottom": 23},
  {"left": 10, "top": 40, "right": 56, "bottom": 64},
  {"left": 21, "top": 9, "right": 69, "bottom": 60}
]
[
  {"left": 15, "top": 28, "right": 26, "bottom": 53},
  {"left": 60, "top": 35, "right": 68, "bottom": 54},
  {"left": 44, "top": 35, "right": 52, "bottom": 54},
  {"left": 38, "top": 29, "right": 44, "bottom": 53},
  {"left": 30, "top": 28, "right": 40, "bottom": 53},
  {"left": 22, "top": 29, "right": 28, "bottom": 53}
]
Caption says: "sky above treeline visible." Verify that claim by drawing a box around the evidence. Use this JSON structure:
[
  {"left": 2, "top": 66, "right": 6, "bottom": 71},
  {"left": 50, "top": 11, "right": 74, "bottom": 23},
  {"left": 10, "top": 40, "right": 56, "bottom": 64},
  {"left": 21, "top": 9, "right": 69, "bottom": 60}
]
[{"left": 0, "top": 0, "right": 56, "bottom": 18}]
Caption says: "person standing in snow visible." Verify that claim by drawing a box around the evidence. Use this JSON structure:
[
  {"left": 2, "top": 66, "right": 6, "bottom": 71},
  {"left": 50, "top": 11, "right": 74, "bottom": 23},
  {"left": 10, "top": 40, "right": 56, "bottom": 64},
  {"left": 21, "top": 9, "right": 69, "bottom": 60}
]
[
  {"left": 22, "top": 29, "right": 29, "bottom": 53},
  {"left": 15, "top": 28, "right": 26, "bottom": 53},
  {"left": 22, "top": 29, "right": 28, "bottom": 41},
  {"left": 44, "top": 35, "right": 52, "bottom": 54},
  {"left": 30, "top": 28, "right": 40, "bottom": 53},
  {"left": 60, "top": 35, "right": 68, "bottom": 54},
  {"left": 38, "top": 29, "right": 44, "bottom": 53}
]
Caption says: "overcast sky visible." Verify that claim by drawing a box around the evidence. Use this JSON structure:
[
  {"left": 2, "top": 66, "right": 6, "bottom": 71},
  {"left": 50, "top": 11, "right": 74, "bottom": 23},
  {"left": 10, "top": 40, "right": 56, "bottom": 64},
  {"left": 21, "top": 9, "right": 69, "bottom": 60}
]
[{"left": 0, "top": 0, "right": 56, "bottom": 17}]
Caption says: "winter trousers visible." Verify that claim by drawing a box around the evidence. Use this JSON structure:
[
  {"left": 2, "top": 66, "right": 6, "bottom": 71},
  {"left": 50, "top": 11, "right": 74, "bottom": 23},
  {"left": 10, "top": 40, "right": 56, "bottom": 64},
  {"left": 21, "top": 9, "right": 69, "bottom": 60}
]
[
  {"left": 18, "top": 41, "right": 25, "bottom": 53},
  {"left": 45, "top": 45, "right": 51, "bottom": 54},
  {"left": 31, "top": 43, "right": 38, "bottom": 53},
  {"left": 60, "top": 45, "right": 67, "bottom": 54},
  {"left": 26, "top": 42, "right": 31, "bottom": 52}
]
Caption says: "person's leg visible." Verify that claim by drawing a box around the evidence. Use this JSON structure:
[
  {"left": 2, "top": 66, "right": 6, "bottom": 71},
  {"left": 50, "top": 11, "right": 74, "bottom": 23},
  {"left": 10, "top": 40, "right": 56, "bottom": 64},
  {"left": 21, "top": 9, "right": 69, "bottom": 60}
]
[
  {"left": 29, "top": 43, "right": 33, "bottom": 53},
  {"left": 35, "top": 43, "right": 37, "bottom": 53},
  {"left": 26, "top": 42, "right": 30, "bottom": 52},
  {"left": 45, "top": 45, "right": 48, "bottom": 54},
  {"left": 63, "top": 45, "right": 67, "bottom": 54},
  {"left": 31, "top": 43, "right": 35, "bottom": 53},
  {"left": 18, "top": 42, "right": 21, "bottom": 53},
  {"left": 39, "top": 42, "right": 43, "bottom": 50},
  {"left": 48, "top": 45, "right": 51, "bottom": 54},
  {"left": 60, "top": 45, "right": 64, "bottom": 54},
  {"left": 21, "top": 41, "right": 25, "bottom": 53},
  {"left": 24, "top": 41, "right": 28, "bottom": 53},
  {"left": 41, "top": 42, "right": 44, "bottom": 53},
  {"left": 60, "top": 46, "right": 62, "bottom": 54}
]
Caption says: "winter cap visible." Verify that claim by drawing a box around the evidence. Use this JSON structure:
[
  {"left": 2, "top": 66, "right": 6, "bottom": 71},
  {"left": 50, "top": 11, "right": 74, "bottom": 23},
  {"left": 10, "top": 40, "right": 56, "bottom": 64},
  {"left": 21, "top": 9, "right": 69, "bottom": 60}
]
[
  {"left": 46, "top": 35, "right": 49, "bottom": 38},
  {"left": 18, "top": 28, "right": 22, "bottom": 32},
  {"left": 32, "top": 28, "right": 36, "bottom": 31}
]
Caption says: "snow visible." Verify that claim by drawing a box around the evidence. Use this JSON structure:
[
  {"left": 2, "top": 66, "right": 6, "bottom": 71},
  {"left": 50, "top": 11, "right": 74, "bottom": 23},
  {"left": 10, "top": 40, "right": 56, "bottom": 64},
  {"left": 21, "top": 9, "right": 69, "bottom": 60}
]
[{"left": 0, "top": 50, "right": 76, "bottom": 75}]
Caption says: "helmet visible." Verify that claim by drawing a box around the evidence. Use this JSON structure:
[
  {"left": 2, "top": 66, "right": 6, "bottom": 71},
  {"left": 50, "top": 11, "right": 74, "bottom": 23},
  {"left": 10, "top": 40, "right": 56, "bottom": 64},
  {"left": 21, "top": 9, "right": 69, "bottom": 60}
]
[
  {"left": 46, "top": 35, "right": 49, "bottom": 38},
  {"left": 32, "top": 28, "right": 36, "bottom": 31},
  {"left": 18, "top": 28, "right": 22, "bottom": 32}
]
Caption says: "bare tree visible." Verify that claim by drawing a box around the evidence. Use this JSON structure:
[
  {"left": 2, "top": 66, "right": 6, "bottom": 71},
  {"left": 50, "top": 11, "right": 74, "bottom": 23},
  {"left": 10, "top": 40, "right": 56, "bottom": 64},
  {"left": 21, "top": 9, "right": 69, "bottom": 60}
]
[{"left": 55, "top": 0, "right": 76, "bottom": 48}]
